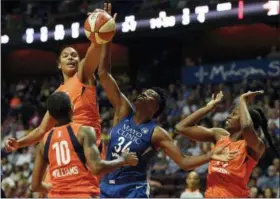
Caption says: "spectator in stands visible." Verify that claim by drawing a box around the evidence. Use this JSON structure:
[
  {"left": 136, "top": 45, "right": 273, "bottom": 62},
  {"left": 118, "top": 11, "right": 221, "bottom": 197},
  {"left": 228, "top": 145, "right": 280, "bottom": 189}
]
[
  {"left": 186, "top": 140, "right": 201, "bottom": 156},
  {"left": 180, "top": 171, "right": 203, "bottom": 198},
  {"left": 249, "top": 187, "right": 259, "bottom": 198},
  {"left": 248, "top": 178, "right": 257, "bottom": 188},
  {"left": 272, "top": 158, "right": 279, "bottom": 172},
  {"left": 258, "top": 191, "right": 264, "bottom": 198},
  {"left": 9, "top": 95, "right": 22, "bottom": 115},
  {"left": 257, "top": 165, "right": 279, "bottom": 190},
  {"left": 264, "top": 188, "right": 275, "bottom": 198},
  {"left": 252, "top": 167, "right": 262, "bottom": 179},
  {"left": 184, "top": 57, "right": 196, "bottom": 67},
  {"left": 267, "top": 45, "right": 280, "bottom": 59}
]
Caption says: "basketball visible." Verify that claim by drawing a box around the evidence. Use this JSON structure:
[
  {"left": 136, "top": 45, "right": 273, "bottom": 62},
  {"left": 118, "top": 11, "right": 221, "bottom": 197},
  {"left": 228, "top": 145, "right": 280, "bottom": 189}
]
[{"left": 84, "top": 10, "right": 116, "bottom": 44}]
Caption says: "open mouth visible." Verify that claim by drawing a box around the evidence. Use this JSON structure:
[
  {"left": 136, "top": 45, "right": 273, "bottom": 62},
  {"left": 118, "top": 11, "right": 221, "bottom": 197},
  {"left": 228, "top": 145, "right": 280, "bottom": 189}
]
[{"left": 67, "top": 62, "right": 76, "bottom": 68}]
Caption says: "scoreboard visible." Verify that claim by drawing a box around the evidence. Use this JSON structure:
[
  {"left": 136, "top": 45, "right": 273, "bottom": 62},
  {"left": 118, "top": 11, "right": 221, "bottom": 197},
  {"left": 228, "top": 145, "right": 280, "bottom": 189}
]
[{"left": 1, "top": 0, "right": 279, "bottom": 45}]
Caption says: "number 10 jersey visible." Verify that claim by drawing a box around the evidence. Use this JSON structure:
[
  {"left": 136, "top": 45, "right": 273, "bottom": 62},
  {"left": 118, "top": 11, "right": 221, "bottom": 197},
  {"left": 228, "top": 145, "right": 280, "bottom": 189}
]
[{"left": 43, "top": 123, "right": 99, "bottom": 198}]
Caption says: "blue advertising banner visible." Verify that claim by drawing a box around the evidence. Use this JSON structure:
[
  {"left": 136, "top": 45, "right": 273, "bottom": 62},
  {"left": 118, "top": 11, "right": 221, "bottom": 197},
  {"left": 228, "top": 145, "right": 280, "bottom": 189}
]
[{"left": 181, "top": 59, "right": 280, "bottom": 85}]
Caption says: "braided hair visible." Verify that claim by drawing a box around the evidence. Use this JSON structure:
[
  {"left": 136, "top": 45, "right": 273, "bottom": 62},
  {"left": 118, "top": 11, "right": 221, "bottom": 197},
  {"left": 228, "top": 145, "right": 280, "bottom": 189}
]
[{"left": 249, "top": 107, "right": 280, "bottom": 158}]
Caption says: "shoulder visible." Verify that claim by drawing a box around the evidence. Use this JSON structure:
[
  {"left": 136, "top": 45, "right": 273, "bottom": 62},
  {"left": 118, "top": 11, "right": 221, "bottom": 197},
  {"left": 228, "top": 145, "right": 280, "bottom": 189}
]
[
  {"left": 211, "top": 127, "right": 230, "bottom": 141},
  {"left": 152, "top": 126, "right": 173, "bottom": 147},
  {"left": 153, "top": 126, "right": 170, "bottom": 138},
  {"left": 79, "top": 125, "right": 96, "bottom": 138},
  {"left": 42, "top": 128, "right": 54, "bottom": 143}
]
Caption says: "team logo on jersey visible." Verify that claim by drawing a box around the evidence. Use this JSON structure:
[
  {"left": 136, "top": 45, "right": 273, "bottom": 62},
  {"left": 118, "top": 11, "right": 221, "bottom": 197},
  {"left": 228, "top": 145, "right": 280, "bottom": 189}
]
[
  {"left": 216, "top": 161, "right": 229, "bottom": 168},
  {"left": 141, "top": 128, "right": 148, "bottom": 134}
]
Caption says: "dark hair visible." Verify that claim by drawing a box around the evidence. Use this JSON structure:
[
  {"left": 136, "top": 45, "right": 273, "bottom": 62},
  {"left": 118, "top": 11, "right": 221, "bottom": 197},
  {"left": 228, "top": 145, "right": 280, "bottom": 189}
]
[
  {"left": 47, "top": 92, "right": 72, "bottom": 120},
  {"left": 249, "top": 107, "right": 280, "bottom": 158},
  {"left": 151, "top": 87, "right": 166, "bottom": 118},
  {"left": 56, "top": 45, "right": 78, "bottom": 64}
]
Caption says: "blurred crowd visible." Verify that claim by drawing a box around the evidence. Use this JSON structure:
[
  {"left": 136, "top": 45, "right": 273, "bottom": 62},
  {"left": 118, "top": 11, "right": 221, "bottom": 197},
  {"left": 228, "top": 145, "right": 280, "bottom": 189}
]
[
  {"left": 2, "top": 0, "right": 224, "bottom": 33},
  {"left": 1, "top": 66, "right": 279, "bottom": 197}
]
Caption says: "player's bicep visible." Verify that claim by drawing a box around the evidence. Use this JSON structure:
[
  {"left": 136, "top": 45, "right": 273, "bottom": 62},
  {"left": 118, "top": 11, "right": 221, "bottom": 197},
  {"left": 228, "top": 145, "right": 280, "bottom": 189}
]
[
  {"left": 81, "top": 126, "right": 101, "bottom": 168},
  {"left": 152, "top": 127, "right": 184, "bottom": 167},
  {"left": 78, "top": 44, "right": 101, "bottom": 82},
  {"left": 242, "top": 128, "right": 265, "bottom": 157},
  {"left": 39, "top": 111, "right": 56, "bottom": 135},
  {"left": 175, "top": 126, "right": 228, "bottom": 143},
  {"left": 175, "top": 125, "right": 216, "bottom": 142}
]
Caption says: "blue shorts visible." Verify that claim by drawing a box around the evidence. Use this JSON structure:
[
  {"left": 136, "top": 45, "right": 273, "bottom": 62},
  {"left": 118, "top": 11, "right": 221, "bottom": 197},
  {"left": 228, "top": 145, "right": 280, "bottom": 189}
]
[{"left": 100, "top": 180, "right": 149, "bottom": 198}]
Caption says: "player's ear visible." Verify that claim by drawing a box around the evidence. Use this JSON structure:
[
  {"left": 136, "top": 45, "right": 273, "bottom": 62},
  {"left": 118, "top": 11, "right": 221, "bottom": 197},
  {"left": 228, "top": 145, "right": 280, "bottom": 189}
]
[
  {"left": 57, "top": 62, "right": 62, "bottom": 70},
  {"left": 57, "top": 57, "right": 62, "bottom": 70}
]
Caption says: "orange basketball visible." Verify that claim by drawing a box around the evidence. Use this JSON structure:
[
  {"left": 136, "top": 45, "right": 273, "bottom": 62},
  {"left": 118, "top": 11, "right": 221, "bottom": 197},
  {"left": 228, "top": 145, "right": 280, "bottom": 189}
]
[{"left": 84, "top": 10, "right": 116, "bottom": 44}]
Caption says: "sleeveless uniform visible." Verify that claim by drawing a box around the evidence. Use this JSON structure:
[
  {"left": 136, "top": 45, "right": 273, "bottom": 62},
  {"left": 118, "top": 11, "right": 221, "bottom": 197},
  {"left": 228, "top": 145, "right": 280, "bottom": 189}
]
[
  {"left": 205, "top": 136, "right": 257, "bottom": 198},
  {"left": 100, "top": 112, "right": 157, "bottom": 198},
  {"left": 44, "top": 74, "right": 102, "bottom": 187},
  {"left": 43, "top": 123, "right": 99, "bottom": 198},
  {"left": 56, "top": 73, "right": 101, "bottom": 146}
]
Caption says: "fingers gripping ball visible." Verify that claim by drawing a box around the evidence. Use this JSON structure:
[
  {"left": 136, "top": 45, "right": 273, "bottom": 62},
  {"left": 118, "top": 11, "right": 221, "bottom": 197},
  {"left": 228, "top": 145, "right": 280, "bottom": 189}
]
[{"left": 84, "top": 10, "right": 116, "bottom": 44}]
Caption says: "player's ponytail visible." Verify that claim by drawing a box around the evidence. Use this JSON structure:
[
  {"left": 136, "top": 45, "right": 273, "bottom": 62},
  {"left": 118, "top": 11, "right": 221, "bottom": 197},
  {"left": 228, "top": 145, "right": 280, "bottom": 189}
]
[{"left": 255, "top": 108, "right": 280, "bottom": 158}]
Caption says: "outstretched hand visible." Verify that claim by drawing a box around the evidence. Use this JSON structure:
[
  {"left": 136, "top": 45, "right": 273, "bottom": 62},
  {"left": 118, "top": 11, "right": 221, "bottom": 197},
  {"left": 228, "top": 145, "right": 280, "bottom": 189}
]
[
  {"left": 207, "top": 91, "right": 224, "bottom": 108},
  {"left": 87, "top": 2, "right": 117, "bottom": 22},
  {"left": 5, "top": 137, "right": 19, "bottom": 152},
  {"left": 240, "top": 90, "right": 264, "bottom": 102}
]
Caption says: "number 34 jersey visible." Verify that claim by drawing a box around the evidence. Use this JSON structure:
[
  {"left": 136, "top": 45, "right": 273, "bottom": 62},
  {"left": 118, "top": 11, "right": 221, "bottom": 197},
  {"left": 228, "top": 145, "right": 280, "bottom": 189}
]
[
  {"left": 102, "top": 112, "right": 157, "bottom": 183},
  {"left": 43, "top": 123, "right": 99, "bottom": 198}
]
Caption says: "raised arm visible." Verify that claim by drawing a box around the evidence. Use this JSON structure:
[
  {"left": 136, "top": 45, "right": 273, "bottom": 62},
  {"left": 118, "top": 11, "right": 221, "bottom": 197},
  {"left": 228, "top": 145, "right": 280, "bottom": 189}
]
[
  {"left": 97, "top": 3, "right": 132, "bottom": 126},
  {"left": 81, "top": 126, "right": 137, "bottom": 175},
  {"left": 239, "top": 91, "right": 265, "bottom": 159},
  {"left": 152, "top": 127, "right": 237, "bottom": 170},
  {"left": 77, "top": 4, "right": 115, "bottom": 84},
  {"left": 5, "top": 111, "right": 56, "bottom": 151},
  {"left": 77, "top": 43, "right": 101, "bottom": 83},
  {"left": 31, "top": 141, "right": 52, "bottom": 193},
  {"left": 175, "top": 91, "right": 228, "bottom": 143},
  {"left": 99, "top": 42, "right": 132, "bottom": 125}
]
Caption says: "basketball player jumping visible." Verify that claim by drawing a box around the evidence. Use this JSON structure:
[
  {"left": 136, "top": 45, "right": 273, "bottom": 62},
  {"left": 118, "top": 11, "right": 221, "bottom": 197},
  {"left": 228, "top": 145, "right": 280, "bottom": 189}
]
[
  {"left": 31, "top": 92, "right": 138, "bottom": 198},
  {"left": 175, "top": 90, "right": 280, "bottom": 197},
  {"left": 5, "top": 3, "right": 117, "bottom": 196},
  {"left": 5, "top": 3, "right": 116, "bottom": 154},
  {"left": 96, "top": 42, "right": 238, "bottom": 198}
]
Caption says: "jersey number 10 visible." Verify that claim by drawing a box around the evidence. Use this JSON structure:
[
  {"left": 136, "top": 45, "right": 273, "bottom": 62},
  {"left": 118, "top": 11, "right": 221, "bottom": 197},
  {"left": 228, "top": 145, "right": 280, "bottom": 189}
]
[{"left": 52, "top": 141, "right": 71, "bottom": 166}]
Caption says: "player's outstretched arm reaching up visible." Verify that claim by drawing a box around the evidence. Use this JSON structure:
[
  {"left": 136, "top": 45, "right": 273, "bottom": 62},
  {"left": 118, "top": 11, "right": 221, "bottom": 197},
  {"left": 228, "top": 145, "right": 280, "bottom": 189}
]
[
  {"left": 239, "top": 91, "right": 265, "bottom": 160},
  {"left": 175, "top": 91, "right": 229, "bottom": 143},
  {"left": 5, "top": 7, "right": 108, "bottom": 152},
  {"left": 98, "top": 3, "right": 132, "bottom": 126}
]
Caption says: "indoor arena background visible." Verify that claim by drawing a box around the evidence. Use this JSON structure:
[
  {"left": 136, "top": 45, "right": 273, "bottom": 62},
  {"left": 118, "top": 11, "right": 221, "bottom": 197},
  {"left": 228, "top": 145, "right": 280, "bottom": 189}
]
[{"left": 1, "top": 0, "right": 280, "bottom": 198}]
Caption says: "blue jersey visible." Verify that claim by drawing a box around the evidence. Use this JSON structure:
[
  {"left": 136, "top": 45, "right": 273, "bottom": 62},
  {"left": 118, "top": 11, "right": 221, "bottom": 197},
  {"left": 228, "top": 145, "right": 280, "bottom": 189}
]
[{"left": 101, "top": 112, "right": 157, "bottom": 186}]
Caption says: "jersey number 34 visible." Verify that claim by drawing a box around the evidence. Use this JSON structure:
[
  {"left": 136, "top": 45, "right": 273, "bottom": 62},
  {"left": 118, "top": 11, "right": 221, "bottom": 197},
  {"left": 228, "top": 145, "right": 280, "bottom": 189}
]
[{"left": 114, "top": 137, "right": 132, "bottom": 153}]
